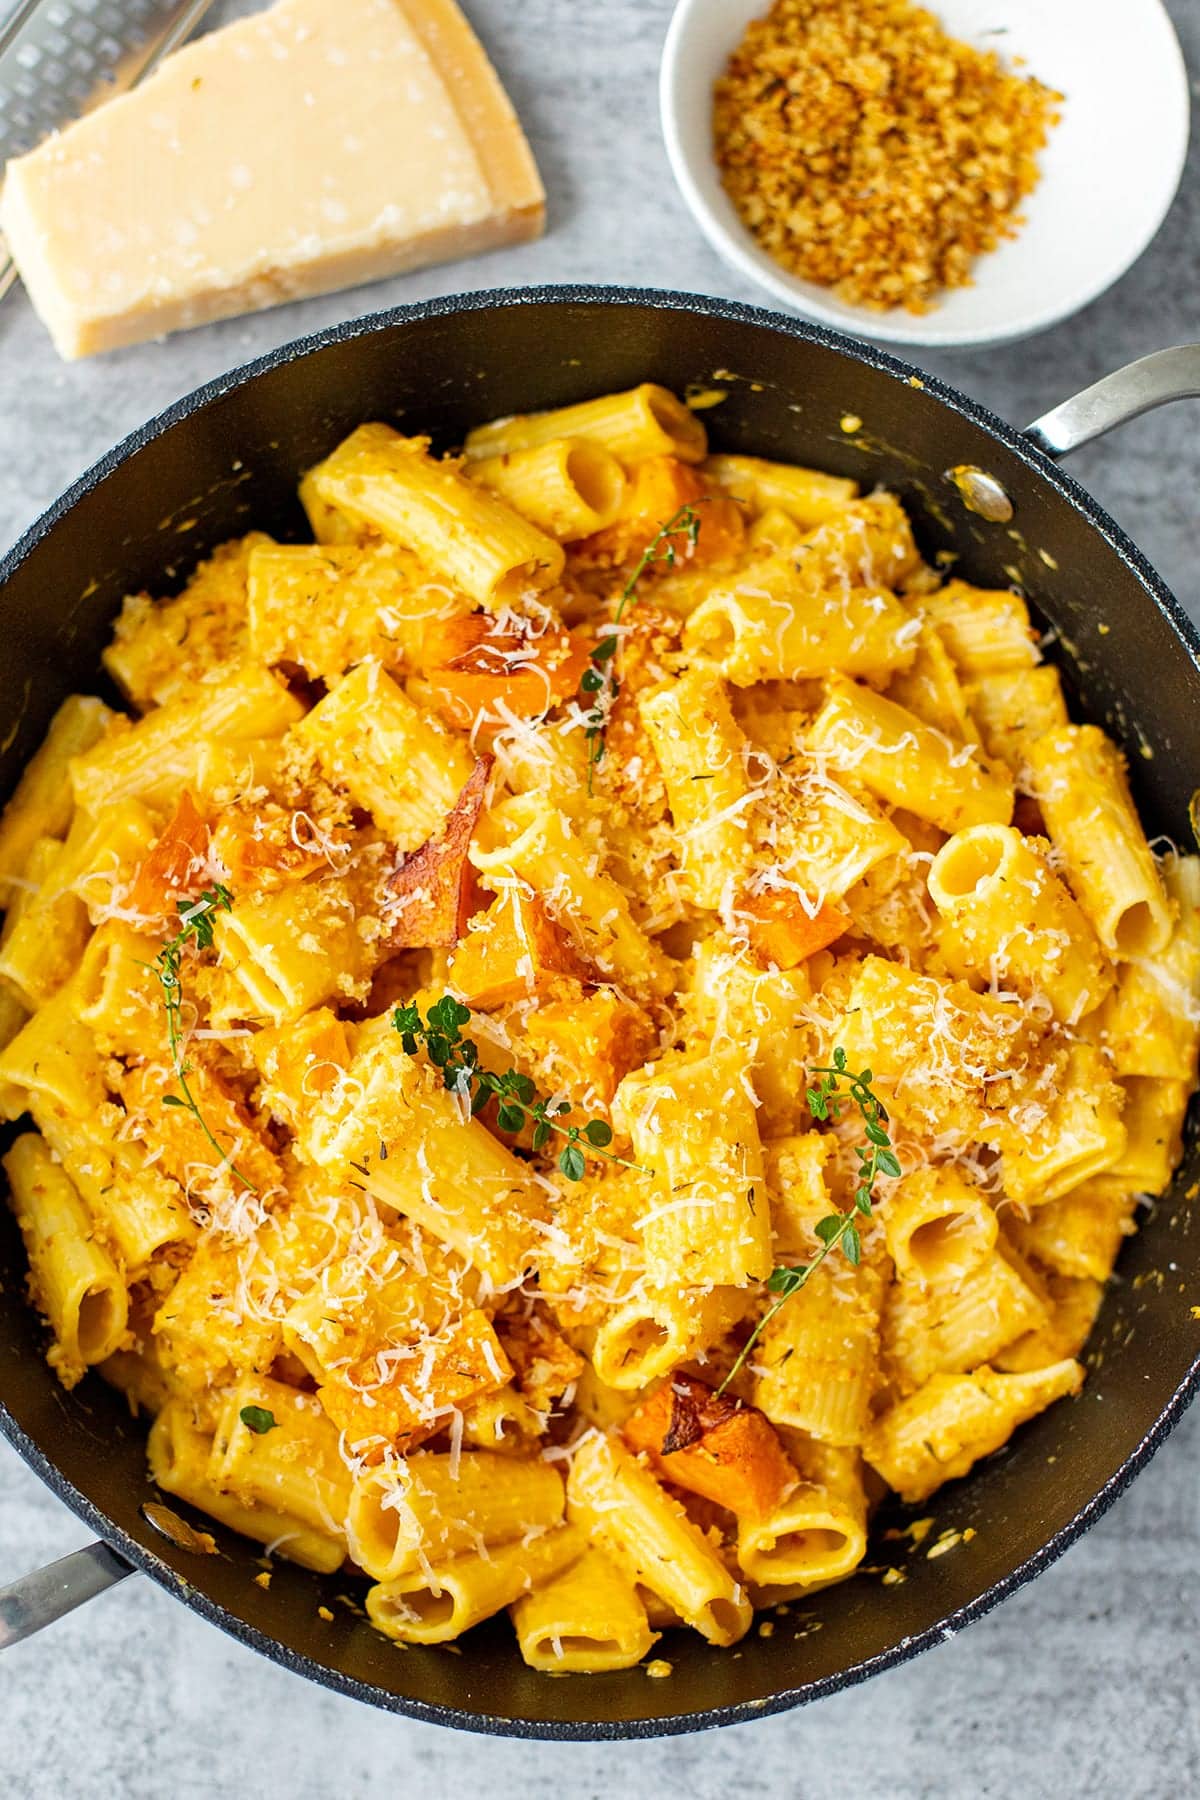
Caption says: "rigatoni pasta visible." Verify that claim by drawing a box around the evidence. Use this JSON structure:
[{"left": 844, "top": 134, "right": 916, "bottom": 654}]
[
  {"left": 736, "top": 1443, "right": 867, "bottom": 1589},
  {"left": 348, "top": 1449, "right": 565, "bottom": 1582},
  {"left": 510, "top": 1545, "right": 657, "bottom": 1672},
  {"left": 638, "top": 665, "right": 753, "bottom": 910},
  {"left": 807, "top": 680, "right": 1014, "bottom": 833},
  {"left": 301, "top": 423, "right": 565, "bottom": 606},
  {"left": 566, "top": 1431, "right": 752, "bottom": 1647},
  {"left": 462, "top": 383, "right": 707, "bottom": 468},
  {"left": 701, "top": 453, "right": 859, "bottom": 526},
  {"left": 467, "top": 438, "right": 627, "bottom": 540},
  {"left": 928, "top": 822, "right": 1113, "bottom": 1024},
  {"left": 0, "top": 695, "right": 113, "bottom": 898},
  {"left": 2, "top": 1132, "right": 127, "bottom": 1385},
  {"left": 1027, "top": 725, "right": 1174, "bottom": 959},
  {"left": 0, "top": 383, "right": 1193, "bottom": 1676},
  {"left": 683, "top": 534, "right": 920, "bottom": 682}
]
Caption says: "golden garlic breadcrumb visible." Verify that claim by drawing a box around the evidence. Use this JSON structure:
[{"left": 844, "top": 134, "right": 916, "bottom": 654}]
[{"left": 713, "top": 0, "right": 1061, "bottom": 313}]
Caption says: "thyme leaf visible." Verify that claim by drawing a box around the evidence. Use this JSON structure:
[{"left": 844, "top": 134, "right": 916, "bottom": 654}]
[
  {"left": 715, "top": 1051, "right": 899, "bottom": 1397},
  {"left": 154, "top": 884, "right": 256, "bottom": 1194},
  {"left": 391, "top": 994, "right": 650, "bottom": 1180},
  {"left": 239, "top": 1405, "right": 277, "bottom": 1435},
  {"left": 582, "top": 503, "right": 703, "bottom": 793}
]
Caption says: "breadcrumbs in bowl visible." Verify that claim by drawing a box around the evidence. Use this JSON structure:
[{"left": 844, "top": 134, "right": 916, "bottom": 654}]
[{"left": 713, "top": 0, "right": 1062, "bottom": 315}]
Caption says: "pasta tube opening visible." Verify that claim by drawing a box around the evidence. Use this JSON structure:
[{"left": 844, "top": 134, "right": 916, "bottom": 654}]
[
  {"left": 545, "top": 1632, "right": 621, "bottom": 1657},
  {"left": 376, "top": 1585, "right": 458, "bottom": 1634},
  {"left": 884, "top": 1169, "right": 1000, "bottom": 1287},
  {"left": 1027, "top": 725, "right": 1172, "bottom": 961},
  {"left": 591, "top": 1308, "right": 677, "bottom": 1390},
  {"left": 463, "top": 383, "right": 707, "bottom": 467},
  {"left": 737, "top": 1484, "right": 868, "bottom": 1588},
  {"left": 776, "top": 1527, "right": 846, "bottom": 1558},
  {"left": 643, "top": 386, "right": 707, "bottom": 459},
  {"left": 907, "top": 1214, "right": 992, "bottom": 1284},
  {"left": 928, "top": 824, "right": 1009, "bottom": 901},
  {"left": 510, "top": 1542, "right": 658, "bottom": 1672},
  {"left": 3, "top": 1131, "right": 129, "bottom": 1381},
  {"left": 1113, "top": 900, "right": 1160, "bottom": 960},
  {"left": 566, "top": 440, "right": 626, "bottom": 519},
  {"left": 471, "top": 437, "right": 630, "bottom": 539},
  {"left": 366, "top": 1525, "right": 584, "bottom": 1644},
  {"left": 928, "top": 822, "right": 1113, "bottom": 1023},
  {"left": 683, "top": 608, "right": 734, "bottom": 661},
  {"left": 698, "top": 1597, "right": 750, "bottom": 1645},
  {"left": 76, "top": 1285, "right": 126, "bottom": 1364},
  {"left": 346, "top": 1468, "right": 419, "bottom": 1582}
]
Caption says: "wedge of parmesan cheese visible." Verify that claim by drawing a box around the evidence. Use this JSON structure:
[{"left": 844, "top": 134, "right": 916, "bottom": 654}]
[{"left": 0, "top": 0, "right": 544, "bottom": 359}]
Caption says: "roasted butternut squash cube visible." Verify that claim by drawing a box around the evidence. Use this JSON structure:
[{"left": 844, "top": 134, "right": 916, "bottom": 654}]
[
  {"left": 317, "top": 1309, "right": 512, "bottom": 1457},
  {"left": 737, "top": 889, "right": 850, "bottom": 970},
  {"left": 623, "top": 1374, "right": 796, "bottom": 1522},
  {"left": 384, "top": 757, "right": 491, "bottom": 949},
  {"left": 127, "top": 789, "right": 210, "bottom": 919},
  {"left": 210, "top": 804, "right": 334, "bottom": 892},
  {"left": 249, "top": 1006, "right": 352, "bottom": 1128},
  {"left": 523, "top": 988, "right": 656, "bottom": 1104},
  {"left": 422, "top": 617, "right": 590, "bottom": 732},
  {"left": 450, "top": 884, "right": 592, "bottom": 1010},
  {"left": 579, "top": 457, "right": 744, "bottom": 570},
  {"left": 121, "top": 1056, "right": 283, "bottom": 1196}
]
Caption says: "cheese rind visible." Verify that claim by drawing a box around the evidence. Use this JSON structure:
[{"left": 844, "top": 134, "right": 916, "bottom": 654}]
[{"left": 0, "top": 0, "right": 544, "bottom": 360}]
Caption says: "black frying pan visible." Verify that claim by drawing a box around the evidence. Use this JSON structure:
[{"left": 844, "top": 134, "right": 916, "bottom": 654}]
[{"left": 1, "top": 288, "right": 1199, "bottom": 1739}]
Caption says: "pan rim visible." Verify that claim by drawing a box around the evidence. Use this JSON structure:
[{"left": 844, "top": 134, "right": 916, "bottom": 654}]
[
  {"left": 3, "top": 1366, "right": 1197, "bottom": 1740},
  {"left": 3, "top": 284, "right": 1199, "bottom": 676},
  {"left": 2, "top": 283, "right": 1199, "bottom": 1738}
]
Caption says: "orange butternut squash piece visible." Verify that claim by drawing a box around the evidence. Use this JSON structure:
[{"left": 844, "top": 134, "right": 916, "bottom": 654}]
[
  {"left": 127, "top": 790, "right": 209, "bottom": 919},
  {"left": 384, "top": 758, "right": 491, "bottom": 949},
  {"left": 523, "top": 988, "right": 657, "bottom": 1104},
  {"left": 623, "top": 1374, "right": 797, "bottom": 1522},
  {"left": 422, "top": 616, "right": 591, "bottom": 731},
  {"left": 121, "top": 1057, "right": 284, "bottom": 1196},
  {"left": 249, "top": 1007, "right": 352, "bottom": 1126},
  {"left": 737, "top": 889, "right": 850, "bottom": 970},
  {"left": 210, "top": 804, "right": 334, "bottom": 891},
  {"left": 450, "top": 885, "right": 593, "bottom": 1010},
  {"left": 579, "top": 457, "right": 744, "bottom": 571},
  {"left": 318, "top": 1309, "right": 513, "bottom": 1457}
]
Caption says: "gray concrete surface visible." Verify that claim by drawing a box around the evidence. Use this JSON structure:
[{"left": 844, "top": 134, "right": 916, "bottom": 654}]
[{"left": 2, "top": 0, "right": 1200, "bottom": 1792}]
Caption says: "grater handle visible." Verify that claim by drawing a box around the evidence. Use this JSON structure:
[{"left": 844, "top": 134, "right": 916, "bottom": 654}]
[{"left": 0, "top": 0, "right": 44, "bottom": 60}]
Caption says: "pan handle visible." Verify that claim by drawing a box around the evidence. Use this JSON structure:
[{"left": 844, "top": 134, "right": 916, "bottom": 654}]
[
  {"left": 0, "top": 1541, "right": 134, "bottom": 1648},
  {"left": 1025, "top": 345, "right": 1200, "bottom": 458}
]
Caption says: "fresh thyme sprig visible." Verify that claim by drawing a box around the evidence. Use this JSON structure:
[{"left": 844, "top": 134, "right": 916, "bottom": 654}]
[
  {"left": 392, "top": 994, "right": 651, "bottom": 1180},
  {"left": 154, "top": 884, "right": 256, "bottom": 1194},
  {"left": 715, "top": 1049, "right": 900, "bottom": 1398},
  {"left": 582, "top": 503, "right": 703, "bottom": 791}
]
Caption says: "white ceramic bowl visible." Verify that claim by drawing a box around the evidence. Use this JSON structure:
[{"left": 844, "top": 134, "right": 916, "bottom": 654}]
[{"left": 660, "top": 0, "right": 1190, "bottom": 349}]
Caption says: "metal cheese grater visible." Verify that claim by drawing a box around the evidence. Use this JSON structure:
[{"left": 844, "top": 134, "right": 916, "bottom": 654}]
[{"left": 0, "top": 0, "right": 218, "bottom": 304}]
